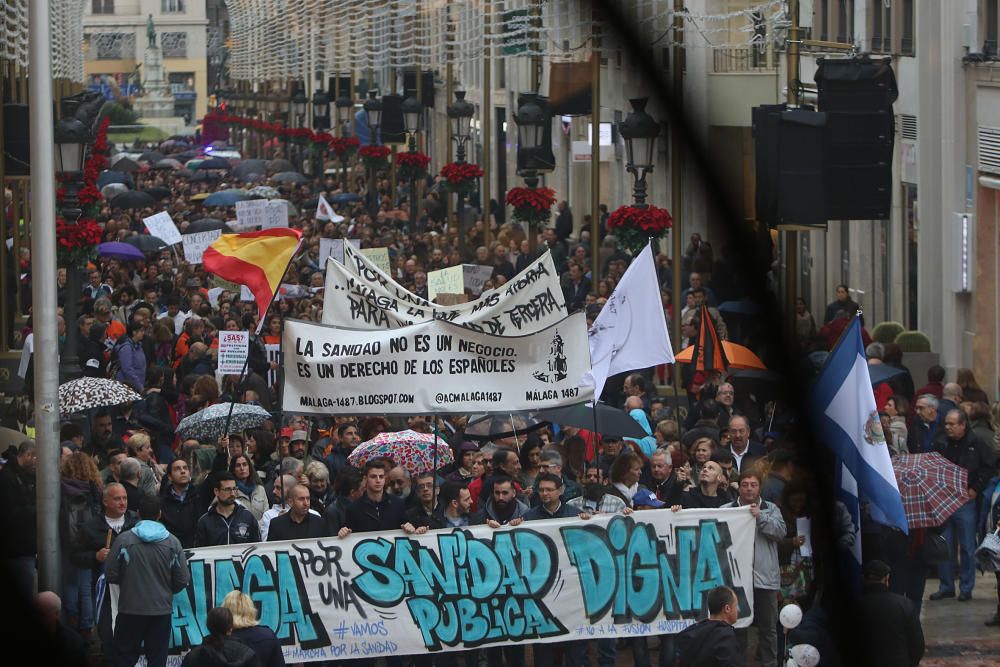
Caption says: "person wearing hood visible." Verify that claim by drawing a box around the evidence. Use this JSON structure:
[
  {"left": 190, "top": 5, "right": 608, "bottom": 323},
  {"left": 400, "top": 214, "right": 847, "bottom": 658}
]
[
  {"left": 180, "top": 607, "right": 258, "bottom": 667},
  {"left": 106, "top": 494, "right": 190, "bottom": 667},
  {"left": 476, "top": 475, "right": 530, "bottom": 527},
  {"left": 623, "top": 396, "right": 657, "bottom": 457},
  {"left": 675, "top": 586, "right": 744, "bottom": 667}
]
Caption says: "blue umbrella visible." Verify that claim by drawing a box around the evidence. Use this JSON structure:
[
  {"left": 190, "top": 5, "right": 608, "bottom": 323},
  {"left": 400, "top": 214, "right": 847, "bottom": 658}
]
[
  {"left": 196, "top": 156, "right": 231, "bottom": 170},
  {"left": 97, "top": 171, "right": 134, "bottom": 189},
  {"left": 202, "top": 190, "right": 250, "bottom": 207},
  {"left": 331, "top": 192, "right": 363, "bottom": 204},
  {"left": 97, "top": 242, "right": 145, "bottom": 262},
  {"left": 717, "top": 299, "right": 761, "bottom": 315}
]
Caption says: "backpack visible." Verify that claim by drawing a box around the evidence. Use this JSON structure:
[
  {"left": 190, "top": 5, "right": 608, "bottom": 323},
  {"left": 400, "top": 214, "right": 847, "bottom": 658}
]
[{"left": 64, "top": 489, "right": 98, "bottom": 567}]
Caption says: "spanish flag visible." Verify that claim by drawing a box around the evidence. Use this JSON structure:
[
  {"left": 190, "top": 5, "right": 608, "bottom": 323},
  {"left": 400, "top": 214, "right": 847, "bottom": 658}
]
[{"left": 203, "top": 228, "right": 301, "bottom": 330}]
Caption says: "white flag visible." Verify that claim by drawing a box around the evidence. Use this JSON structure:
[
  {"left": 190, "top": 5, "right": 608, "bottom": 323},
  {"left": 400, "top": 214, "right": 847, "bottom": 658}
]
[
  {"left": 315, "top": 193, "right": 343, "bottom": 222},
  {"left": 581, "top": 244, "right": 673, "bottom": 401}
]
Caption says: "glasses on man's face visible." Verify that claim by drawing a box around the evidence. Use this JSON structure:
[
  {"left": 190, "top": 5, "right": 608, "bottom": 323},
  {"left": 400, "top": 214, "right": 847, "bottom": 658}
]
[{"left": 218, "top": 486, "right": 237, "bottom": 494}]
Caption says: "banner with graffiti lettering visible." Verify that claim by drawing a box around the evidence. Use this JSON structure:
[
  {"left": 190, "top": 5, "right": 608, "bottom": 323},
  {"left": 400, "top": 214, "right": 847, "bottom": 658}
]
[
  {"left": 322, "top": 246, "right": 566, "bottom": 335},
  {"left": 281, "top": 312, "right": 593, "bottom": 415},
  {"left": 164, "top": 508, "right": 756, "bottom": 664}
]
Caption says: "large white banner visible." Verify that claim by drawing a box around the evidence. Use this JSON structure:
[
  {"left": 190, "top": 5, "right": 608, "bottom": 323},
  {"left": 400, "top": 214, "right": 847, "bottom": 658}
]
[
  {"left": 282, "top": 312, "right": 593, "bottom": 415},
  {"left": 164, "top": 509, "right": 756, "bottom": 663},
  {"left": 323, "top": 247, "right": 567, "bottom": 335}
]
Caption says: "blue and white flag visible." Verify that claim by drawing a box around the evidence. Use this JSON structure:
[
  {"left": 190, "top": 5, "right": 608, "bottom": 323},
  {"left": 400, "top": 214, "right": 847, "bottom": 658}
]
[
  {"left": 813, "top": 316, "right": 907, "bottom": 533},
  {"left": 836, "top": 462, "right": 864, "bottom": 592}
]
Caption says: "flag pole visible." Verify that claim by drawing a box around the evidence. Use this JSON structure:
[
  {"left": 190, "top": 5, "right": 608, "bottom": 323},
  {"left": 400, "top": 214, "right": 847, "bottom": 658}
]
[{"left": 221, "top": 286, "right": 281, "bottom": 438}]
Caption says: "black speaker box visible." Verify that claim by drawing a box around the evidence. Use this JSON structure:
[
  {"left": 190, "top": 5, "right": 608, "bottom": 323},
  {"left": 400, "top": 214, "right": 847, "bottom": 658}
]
[
  {"left": 402, "top": 71, "right": 436, "bottom": 108},
  {"left": 379, "top": 94, "right": 405, "bottom": 144},
  {"left": 752, "top": 104, "right": 785, "bottom": 227},
  {"left": 778, "top": 110, "right": 827, "bottom": 226}
]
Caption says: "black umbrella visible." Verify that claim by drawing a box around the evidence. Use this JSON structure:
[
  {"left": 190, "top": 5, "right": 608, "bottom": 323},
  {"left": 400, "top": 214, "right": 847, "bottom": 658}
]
[
  {"left": 110, "top": 191, "right": 155, "bottom": 210},
  {"left": 125, "top": 235, "right": 170, "bottom": 253},
  {"left": 97, "top": 171, "right": 134, "bottom": 189},
  {"left": 267, "top": 158, "right": 295, "bottom": 172},
  {"left": 270, "top": 171, "right": 308, "bottom": 185},
  {"left": 173, "top": 168, "right": 195, "bottom": 179},
  {"left": 174, "top": 150, "right": 199, "bottom": 161},
  {"left": 141, "top": 186, "right": 172, "bottom": 201},
  {"left": 196, "top": 156, "right": 231, "bottom": 170},
  {"left": 189, "top": 171, "right": 222, "bottom": 183},
  {"left": 110, "top": 157, "right": 140, "bottom": 173},
  {"left": 138, "top": 150, "right": 165, "bottom": 163},
  {"left": 533, "top": 402, "right": 648, "bottom": 438},
  {"left": 185, "top": 219, "right": 232, "bottom": 234},
  {"left": 464, "top": 413, "right": 548, "bottom": 442},
  {"left": 232, "top": 159, "right": 268, "bottom": 178}
]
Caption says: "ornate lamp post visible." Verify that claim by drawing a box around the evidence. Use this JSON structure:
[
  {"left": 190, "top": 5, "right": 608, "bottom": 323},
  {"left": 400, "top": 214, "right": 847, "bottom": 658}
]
[
  {"left": 514, "top": 93, "right": 547, "bottom": 189},
  {"left": 335, "top": 91, "right": 354, "bottom": 190},
  {"left": 311, "top": 88, "right": 330, "bottom": 178},
  {"left": 401, "top": 90, "right": 424, "bottom": 230},
  {"left": 446, "top": 90, "right": 475, "bottom": 256},
  {"left": 619, "top": 97, "right": 658, "bottom": 207},
  {"left": 54, "top": 117, "right": 92, "bottom": 380},
  {"left": 363, "top": 90, "right": 383, "bottom": 217}
]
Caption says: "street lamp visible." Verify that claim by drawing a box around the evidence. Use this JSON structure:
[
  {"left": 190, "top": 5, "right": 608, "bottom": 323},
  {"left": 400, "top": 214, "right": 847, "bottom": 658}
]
[
  {"left": 618, "top": 97, "right": 658, "bottom": 208},
  {"left": 363, "top": 90, "right": 383, "bottom": 217},
  {"left": 54, "top": 117, "right": 92, "bottom": 380},
  {"left": 312, "top": 88, "right": 330, "bottom": 131},
  {"left": 514, "top": 93, "right": 547, "bottom": 189},
  {"left": 447, "top": 90, "right": 475, "bottom": 255},
  {"left": 335, "top": 91, "right": 353, "bottom": 136},
  {"left": 290, "top": 88, "right": 308, "bottom": 126},
  {"left": 401, "top": 90, "right": 423, "bottom": 228}
]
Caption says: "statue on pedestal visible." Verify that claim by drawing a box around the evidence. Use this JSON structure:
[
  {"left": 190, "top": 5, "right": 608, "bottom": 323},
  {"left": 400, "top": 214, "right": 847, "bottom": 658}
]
[{"left": 146, "top": 14, "right": 157, "bottom": 48}]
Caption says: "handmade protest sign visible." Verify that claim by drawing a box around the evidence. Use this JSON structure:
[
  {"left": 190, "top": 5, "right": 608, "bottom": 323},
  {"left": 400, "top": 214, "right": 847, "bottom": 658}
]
[
  {"left": 282, "top": 311, "right": 592, "bottom": 415},
  {"left": 162, "top": 508, "right": 756, "bottom": 664},
  {"left": 234, "top": 199, "right": 269, "bottom": 230},
  {"left": 261, "top": 200, "right": 291, "bottom": 229},
  {"left": 319, "top": 238, "right": 361, "bottom": 265},
  {"left": 143, "top": 211, "right": 182, "bottom": 245},
  {"left": 463, "top": 264, "right": 494, "bottom": 296},
  {"left": 359, "top": 247, "right": 392, "bottom": 274},
  {"left": 182, "top": 230, "right": 222, "bottom": 264},
  {"left": 217, "top": 331, "right": 250, "bottom": 374},
  {"left": 323, "top": 249, "right": 566, "bottom": 335},
  {"left": 427, "top": 265, "right": 464, "bottom": 301}
]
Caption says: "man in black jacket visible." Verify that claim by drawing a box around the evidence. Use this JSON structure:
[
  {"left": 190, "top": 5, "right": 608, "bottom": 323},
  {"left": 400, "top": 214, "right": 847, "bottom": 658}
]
[
  {"left": 0, "top": 440, "right": 37, "bottom": 603},
  {"left": 194, "top": 472, "right": 261, "bottom": 546},
  {"left": 929, "top": 409, "right": 996, "bottom": 601},
  {"left": 268, "top": 484, "right": 329, "bottom": 541},
  {"left": 159, "top": 459, "right": 204, "bottom": 548},
  {"left": 675, "top": 585, "right": 743, "bottom": 666},
  {"left": 852, "top": 560, "right": 924, "bottom": 667},
  {"left": 337, "top": 459, "right": 422, "bottom": 537},
  {"left": 73, "top": 483, "right": 139, "bottom": 649}
]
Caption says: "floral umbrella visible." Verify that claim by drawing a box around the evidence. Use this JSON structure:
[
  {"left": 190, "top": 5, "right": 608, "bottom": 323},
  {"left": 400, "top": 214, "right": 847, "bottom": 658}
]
[
  {"left": 348, "top": 429, "right": 453, "bottom": 475},
  {"left": 59, "top": 377, "right": 141, "bottom": 416}
]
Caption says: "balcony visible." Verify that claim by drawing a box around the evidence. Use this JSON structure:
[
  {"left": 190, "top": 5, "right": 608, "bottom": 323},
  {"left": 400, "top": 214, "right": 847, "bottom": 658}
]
[{"left": 707, "top": 47, "right": 778, "bottom": 127}]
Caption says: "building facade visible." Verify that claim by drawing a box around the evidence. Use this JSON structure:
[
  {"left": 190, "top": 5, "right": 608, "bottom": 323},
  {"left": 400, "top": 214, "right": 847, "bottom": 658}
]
[{"left": 84, "top": 0, "right": 209, "bottom": 119}]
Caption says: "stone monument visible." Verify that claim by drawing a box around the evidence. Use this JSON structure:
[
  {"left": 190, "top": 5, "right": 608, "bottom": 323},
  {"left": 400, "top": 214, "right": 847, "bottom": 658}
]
[{"left": 134, "top": 14, "right": 175, "bottom": 119}]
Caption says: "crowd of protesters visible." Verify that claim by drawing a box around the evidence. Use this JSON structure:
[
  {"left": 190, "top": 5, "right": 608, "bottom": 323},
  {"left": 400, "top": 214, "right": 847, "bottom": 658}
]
[{"left": 1, "top": 130, "right": 998, "bottom": 667}]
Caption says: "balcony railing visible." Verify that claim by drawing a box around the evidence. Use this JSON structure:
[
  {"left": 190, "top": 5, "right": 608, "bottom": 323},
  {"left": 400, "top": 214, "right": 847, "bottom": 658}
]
[{"left": 712, "top": 47, "right": 776, "bottom": 73}]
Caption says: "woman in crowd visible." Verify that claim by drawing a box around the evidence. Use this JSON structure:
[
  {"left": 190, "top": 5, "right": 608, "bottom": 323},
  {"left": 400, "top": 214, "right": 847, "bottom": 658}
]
[
  {"left": 223, "top": 591, "right": 285, "bottom": 667},
  {"left": 60, "top": 452, "right": 103, "bottom": 639},
  {"left": 229, "top": 453, "right": 268, "bottom": 521}
]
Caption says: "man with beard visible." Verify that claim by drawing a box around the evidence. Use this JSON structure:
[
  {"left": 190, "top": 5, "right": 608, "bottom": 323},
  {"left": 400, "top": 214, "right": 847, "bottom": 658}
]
[
  {"left": 386, "top": 466, "right": 412, "bottom": 504},
  {"left": 476, "top": 476, "right": 530, "bottom": 667},
  {"left": 288, "top": 430, "right": 314, "bottom": 467},
  {"left": 159, "top": 459, "right": 202, "bottom": 548},
  {"left": 87, "top": 411, "right": 126, "bottom": 467},
  {"left": 194, "top": 472, "right": 261, "bottom": 546},
  {"left": 469, "top": 448, "right": 522, "bottom": 512},
  {"left": 477, "top": 475, "right": 529, "bottom": 528},
  {"left": 432, "top": 481, "right": 473, "bottom": 528}
]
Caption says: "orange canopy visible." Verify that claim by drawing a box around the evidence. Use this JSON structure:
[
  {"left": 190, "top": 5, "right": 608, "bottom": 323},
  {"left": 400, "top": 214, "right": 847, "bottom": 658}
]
[{"left": 675, "top": 341, "right": 767, "bottom": 370}]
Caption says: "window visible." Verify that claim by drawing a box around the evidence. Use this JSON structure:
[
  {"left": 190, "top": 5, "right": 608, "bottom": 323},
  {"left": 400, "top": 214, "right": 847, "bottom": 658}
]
[
  {"left": 901, "top": 0, "right": 915, "bottom": 55},
  {"left": 813, "top": 0, "right": 854, "bottom": 44},
  {"left": 161, "top": 32, "right": 188, "bottom": 58},
  {"left": 161, "top": 0, "right": 185, "bottom": 12},
  {"left": 94, "top": 33, "right": 135, "bottom": 60},
  {"left": 91, "top": 0, "right": 114, "bottom": 13},
  {"left": 986, "top": 0, "right": 999, "bottom": 56},
  {"left": 871, "top": 1, "right": 891, "bottom": 52}
]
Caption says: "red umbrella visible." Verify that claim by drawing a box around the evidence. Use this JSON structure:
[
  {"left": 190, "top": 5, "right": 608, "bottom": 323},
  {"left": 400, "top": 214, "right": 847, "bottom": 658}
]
[{"left": 891, "top": 452, "right": 968, "bottom": 528}]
